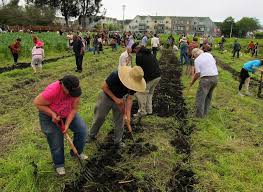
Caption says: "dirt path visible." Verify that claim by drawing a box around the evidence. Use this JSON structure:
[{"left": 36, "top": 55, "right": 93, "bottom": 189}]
[{"left": 155, "top": 49, "right": 197, "bottom": 191}]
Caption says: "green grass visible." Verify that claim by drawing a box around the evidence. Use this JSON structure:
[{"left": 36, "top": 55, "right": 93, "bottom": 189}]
[
  {"left": 0, "top": 47, "right": 124, "bottom": 191},
  {"left": 0, "top": 32, "right": 69, "bottom": 67},
  {"left": 182, "top": 62, "right": 263, "bottom": 191}
]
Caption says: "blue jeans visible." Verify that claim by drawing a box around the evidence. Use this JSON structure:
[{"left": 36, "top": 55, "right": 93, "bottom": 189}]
[
  {"left": 39, "top": 112, "right": 87, "bottom": 168},
  {"left": 180, "top": 51, "right": 189, "bottom": 65}
]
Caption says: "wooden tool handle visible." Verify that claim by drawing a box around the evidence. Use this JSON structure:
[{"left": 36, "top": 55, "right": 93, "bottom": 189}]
[{"left": 64, "top": 133, "right": 79, "bottom": 155}]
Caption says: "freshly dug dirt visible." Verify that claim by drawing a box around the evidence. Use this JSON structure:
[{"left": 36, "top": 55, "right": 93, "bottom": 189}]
[
  {"left": 153, "top": 49, "right": 197, "bottom": 191},
  {"left": 63, "top": 130, "right": 159, "bottom": 192}
]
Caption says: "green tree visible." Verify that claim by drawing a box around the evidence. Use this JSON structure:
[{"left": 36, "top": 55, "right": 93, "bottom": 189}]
[
  {"left": 220, "top": 16, "right": 238, "bottom": 37},
  {"left": 236, "top": 17, "right": 260, "bottom": 37},
  {"left": 78, "top": 0, "right": 105, "bottom": 29},
  {"left": 31, "top": 0, "right": 79, "bottom": 27}
]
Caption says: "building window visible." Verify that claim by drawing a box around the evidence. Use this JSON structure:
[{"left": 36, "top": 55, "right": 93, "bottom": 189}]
[
  {"left": 147, "top": 20, "right": 148, "bottom": 23},
  {"left": 136, "top": 20, "right": 137, "bottom": 23},
  {"left": 166, "top": 21, "right": 169, "bottom": 24}
]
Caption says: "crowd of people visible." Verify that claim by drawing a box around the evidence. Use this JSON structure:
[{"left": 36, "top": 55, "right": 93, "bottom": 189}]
[{"left": 6, "top": 29, "right": 261, "bottom": 176}]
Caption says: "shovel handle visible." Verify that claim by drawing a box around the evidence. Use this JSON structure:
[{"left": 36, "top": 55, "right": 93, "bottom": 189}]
[{"left": 64, "top": 133, "right": 79, "bottom": 156}]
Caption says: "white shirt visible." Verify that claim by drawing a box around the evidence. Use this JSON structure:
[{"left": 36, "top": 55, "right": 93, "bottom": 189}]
[
  {"left": 151, "top": 37, "right": 160, "bottom": 48},
  {"left": 32, "top": 46, "right": 45, "bottom": 58},
  {"left": 194, "top": 52, "right": 218, "bottom": 77},
  {"left": 118, "top": 51, "right": 132, "bottom": 69}
]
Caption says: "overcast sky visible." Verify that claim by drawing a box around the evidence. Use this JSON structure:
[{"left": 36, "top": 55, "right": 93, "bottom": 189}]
[{"left": 102, "top": 0, "right": 263, "bottom": 24}]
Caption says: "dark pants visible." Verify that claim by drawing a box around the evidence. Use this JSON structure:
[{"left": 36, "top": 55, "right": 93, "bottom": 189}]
[
  {"left": 93, "top": 45, "right": 99, "bottom": 54},
  {"left": 180, "top": 51, "right": 189, "bottom": 64},
  {"left": 239, "top": 68, "right": 250, "bottom": 91},
  {"left": 233, "top": 50, "right": 240, "bottom": 58},
  {"left": 152, "top": 47, "right": 158, "bottom": 58},
  {"left": 75, "top": 55, "right": 83, "bottom": 71},
  {"left": 12, "top": 53, "right": 19, "bottom": 63}
]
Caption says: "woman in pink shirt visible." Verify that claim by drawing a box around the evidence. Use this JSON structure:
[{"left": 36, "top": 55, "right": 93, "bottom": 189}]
[{"left": 33, "top": 75, "right": 87, "bottom": 176}]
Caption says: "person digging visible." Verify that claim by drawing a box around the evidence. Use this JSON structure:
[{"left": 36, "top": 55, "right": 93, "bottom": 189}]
[
  {"left": 86, "top": 66, "right": 146, "bottom": 148},
  {"left": 238, "top": 59, "right": 263, "bottom": 96},
  {"left": 131, "top": 42, "right": 161, "bottom": 118},
  {"left": 189, "top": 48, "right": 218, "bottom": 118},
  {"left": 33, "top": 75, "right": 88, "bottom": 176}
]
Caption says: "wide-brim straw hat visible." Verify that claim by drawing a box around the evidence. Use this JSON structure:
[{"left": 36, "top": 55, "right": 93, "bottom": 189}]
[{"left": 118, "top": 66, "right": 146, "bottom": 92}]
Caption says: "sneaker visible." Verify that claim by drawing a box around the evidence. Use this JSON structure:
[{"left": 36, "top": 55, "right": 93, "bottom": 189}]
[
  {"left": 79, "top": 153, "right": 88, "bottom": 160},
  {"left": 56, "top": 167, "right": 66, "bottom": 176},
  {"left": 238, "top": 92, "right": 244, "bottom": 97}
]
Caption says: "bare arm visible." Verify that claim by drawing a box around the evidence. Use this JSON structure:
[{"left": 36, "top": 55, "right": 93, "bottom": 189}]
[
  {"left": 190, "top": 72, "right": 200, "bottom": 87},
  {"left": 125, "top": 95, "right": 133, "bottom": 125},
  {"left": 102, "top": 81, "right": 124, "bottom": 112},
  {"left": 33, "top": 94, "right": 60, "bottom": 122},
  {"left": 63, "top": 98, "right": 80, "bottom": 133}
]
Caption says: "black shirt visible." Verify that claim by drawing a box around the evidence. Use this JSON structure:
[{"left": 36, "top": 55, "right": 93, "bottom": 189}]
[
  {"left": 105, "top": 71, "right": 135, "bottom": 99},
  {"left": 136, "top": 47, "right": 161, "bottom": 82},
  {"left": 72, "top": 39, "right": 83, "bottom": 56}
]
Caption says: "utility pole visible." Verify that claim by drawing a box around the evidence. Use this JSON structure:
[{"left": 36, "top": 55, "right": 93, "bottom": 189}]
[
  {"left": 230, "top": 22, "right": 233, "bottom": 38},
  {"left": 122, "top": 5, "right": 126, "bottom": 32}
]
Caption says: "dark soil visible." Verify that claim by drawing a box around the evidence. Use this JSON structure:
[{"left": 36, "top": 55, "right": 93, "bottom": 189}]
[
  {"left": 63, "top": 130, "right": 159, "bottom": 192},
  {"left": 0, "top": 54, "right": 73, "bottom": 74},
  {"left": 152, "top": 49, "right": 197, "bottom": 191}
]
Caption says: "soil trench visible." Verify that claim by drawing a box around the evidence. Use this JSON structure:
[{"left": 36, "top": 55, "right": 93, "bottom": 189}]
[
  {"left": 154, "top": 49, "right": 197, "bottom": 191},
  {"left": 63, "top": 49, "right": 197, "bottom": 192},
  {"left": 0, "top": 54, "right": 74, "bottom": 74}
]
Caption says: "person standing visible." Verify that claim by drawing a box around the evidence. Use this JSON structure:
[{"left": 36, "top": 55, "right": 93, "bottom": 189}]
[
  {"left": 131, "top": 43, "right": 161, "bottom": 117},
  {"left": 141, "top": 32, "right": 148, "bottom": 47},
  {"left": 71, "top": 35, "right": 84, "bottom": 72},
  {"left": 190, "top": 48, "right": 219, "bottom": 118},
  {"left": 9, "top": 38, "right": 21, "bottom": 65},
  {"left": 87, "top": 66, "right": 146, "bottom": 147},
  {"left": 238, "top": 59, "right": 263, "bottom": 96},
  {"left": 151, "top": 34, "right": 160, "bottom": 58},
  {"left": 232, "top": 39, "right": 241, "bottom": 58},
  {"left": 84, "top": 32, "right": 91, "bottom": 51},
  {"left": 179, "top": 37, "right": 189, "bottom": 65},
  {"left": 187, "top": 37, "right": 199, "bottom": 76},
  {"left": 93, "top": 34, "right": 99, "bottom": 55},
  {"left": 31, "top": 41, "right": 45, "bottom": 73},
  {"left": 248, "top": 41, "right": 255, "bottom": 56},
  {"left": 219, "top": 35, "right": 226, "bottom": 52},
  {"left": 118, "top": 47, "right": 132, "bottom": 69},
  {"left": 33, "top": 75, "right": 88, "bottom": 175},
  {"left": 254, "top": 42, "right": 259, "bottom": 57}
]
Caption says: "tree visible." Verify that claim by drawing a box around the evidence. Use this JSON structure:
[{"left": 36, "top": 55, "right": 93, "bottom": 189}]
[
  {"left": 220, "top": 17, "right": 238, "bottom": 37},
  {"left": 78, "top": 0, "right": 105, "bottom": 29},
  {"left": 31, "top": 0, "right": 79, "bottom": 27},
  {"left": 0, "top": 1, "right": 55, "bottom": 26},
  {"left": 236, "top": 17, "right": 260, "bottom": 37}
]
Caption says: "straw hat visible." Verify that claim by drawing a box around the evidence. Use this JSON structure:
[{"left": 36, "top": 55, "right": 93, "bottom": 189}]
[{"left": 118, "top": 66, "right": 146, "bottom": 92}]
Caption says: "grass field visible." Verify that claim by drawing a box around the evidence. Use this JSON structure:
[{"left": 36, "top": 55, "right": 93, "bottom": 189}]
[
  {"left": 1, "top": 33, "right": 263, "bottom": 192},
  {"left": 0, "top": 32, "right": 69, "bottom": 67}
]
